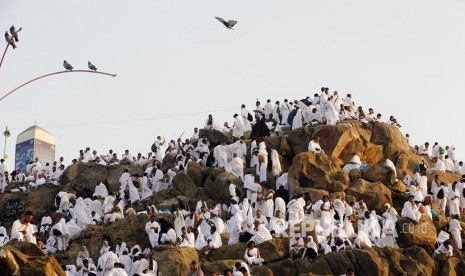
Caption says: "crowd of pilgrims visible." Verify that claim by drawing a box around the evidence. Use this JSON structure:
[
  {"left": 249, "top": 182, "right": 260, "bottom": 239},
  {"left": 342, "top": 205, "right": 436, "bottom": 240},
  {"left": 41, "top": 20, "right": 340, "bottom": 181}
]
[{"left": 0, "top": 87, "right": 464, "bottom": 276}]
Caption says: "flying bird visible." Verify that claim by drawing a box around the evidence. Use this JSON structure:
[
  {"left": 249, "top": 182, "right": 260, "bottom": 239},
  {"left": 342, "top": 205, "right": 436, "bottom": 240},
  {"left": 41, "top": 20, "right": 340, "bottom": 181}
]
[
  {"left": 88, "top": 61, "right": 97, "bottom": 72},
  {"left": 214, "top": 17, "right": 237, "bottom": 30},
  {"left": 63, "top": 60, "right": 73, "bottom": 71},
  {"left": 9, "top": 25, "right": 20, "bottom": 42},
  {"left": 4, "top": 32, "right": 16, "bottom": 49}
]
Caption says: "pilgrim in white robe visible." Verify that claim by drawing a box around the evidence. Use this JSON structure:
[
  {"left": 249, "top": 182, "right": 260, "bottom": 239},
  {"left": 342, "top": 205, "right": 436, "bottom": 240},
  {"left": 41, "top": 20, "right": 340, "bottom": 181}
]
[
  {"left": 93, "top": 182, "right": 109, "bottom": 198},
  {"left": 74, "top": 198, "right": 93, "bottom": 228},
  {"left": 269, "top": 216, "right": 288, "bottom": 236},
  {"left": 256, "top": 161, "right": 267, "bottom": 184},
  {"left": 449, "top": 219, "right": 462, "bottom": 250},
  {"left": 233, "top": 116, "right": 245, "bottom": 138},
  {"left": 287, "top": 199, "right": 304, "bottom": 225},
  {"left": 11, "top": 219, "right": 36, "bottom": 243},
  {"left": 292, "top": 108, "right": 303, "bottom": 130},
  {"left": 244, "top": 247, "right": 264, "bottom": 265},
  {"left": 213, "top": 144, "right": 228, "bottom": 168},
  {"left": 244, "top": 174, "right": 262, "bottom": 205},
  {"left": 261, "top": 190, "right": 275, "bottom": 218},
  {"left": 274, "top": 197, "right": 286, "bottom": 215},
  {"left": 145, "top": 221, "right": 160, "bottom": 248},
  {"left": 448, "top": 186, "right": 460, "bottom": 217},
  {"left": 249, "top": 224, "right": 272, "bottom": 245},
  {"left": 39, "top": 215, "right": 52, "bottom": 234},
  {"left": 270, "top": 149, "right": 282, "bottom": 178},
  {"left": 280, "top": 102, "right": 291, "bottom": 125},
  {"left": 324, "top": 101, "right": 338, "bottom": 125},
  {"left": 227, "top": 211, "right": 243, "bottom": 245},
  {"left": 225, "top": 157, "right": 245, "bottom": 181},
  {"left": 51, "top": 218, "right": 71, "bottom": 251},
  {"left": 401, "top": 201, "right": 421, "bottom": 223},
  {"left": 127, "top": 180, "right": 141, "bottom": 204},
  {"left": 354, "top": 230, "right": 373, "bottom": 249}
]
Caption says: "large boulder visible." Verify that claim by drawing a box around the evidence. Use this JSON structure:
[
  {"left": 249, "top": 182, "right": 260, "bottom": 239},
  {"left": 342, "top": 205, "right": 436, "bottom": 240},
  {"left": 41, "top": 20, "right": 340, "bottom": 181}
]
[
  {"left": 61, "top": 164, "right": 144, "bottom": 197},
  {"left": 203, "top": 172, "right": 242, "bottom": 203},
  {"left": 106, "top": 165, "right": 144, "bottom": 193},
  {"left": 198, "top": 129, "right": 232, "bottom": 147},
  {"left": 396, "top": 215, "right": 437, "bottom": 247},
  {"left": 287, "top": 127, "right": 312, "bottom": 155},
  {"left": 0, "top": 186, "right": 59, "bottom": 222},
  {"left": 307, "top": 249, "right": 386, "bottom": 276},
  {"left": 0, "top": 241, "right": 65, "bottom": 276},
  {"left": 374, "top": 246, "right": 433, "bottom": 276},
  {"left": 209, "top": 238, "right": 288, "bottom": 263},
  {"left": 65, "top": 214, "right": 150, "bottom": 262},
  {"left": 201, "top": 259, "right": 242, "bottom": 275},
  {"left": 65, "top": 163, "right": 107, "bottom": 198},
  {"left": 153, "top": 247, "right": 198, "bottom": 276},
  {"left": 369, "top": 122, "right": 412, "bottom": 158},
  {"left": 172, "top": 173, "right": 198, "bottom": 197},
  {"left": 162, "top": 153, "right": 177, "bottom": 171},
  {"left": 208, "top": 243, "right": 245, "bottom": 261},
  {"left": 362, "top": 164, "right": 391, "bottom": 184},
  {"left": 345, "top": 179, "right": 392, "bottom": 213},
  {"left": 288, "top": 152, "right": 342, "bottom": 196},
  {"left": 186, "top": 161, "right": 205, "bottom": 187}
]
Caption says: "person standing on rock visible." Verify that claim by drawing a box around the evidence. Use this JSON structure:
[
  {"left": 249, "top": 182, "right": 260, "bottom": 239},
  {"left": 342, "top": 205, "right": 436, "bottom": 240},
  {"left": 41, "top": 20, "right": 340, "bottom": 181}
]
[
  {"left": 145, "top": 215, "right": 160, "bottom": 249},
  {"left": 11, "top": 210, "right": 37, "bottom": 243}
]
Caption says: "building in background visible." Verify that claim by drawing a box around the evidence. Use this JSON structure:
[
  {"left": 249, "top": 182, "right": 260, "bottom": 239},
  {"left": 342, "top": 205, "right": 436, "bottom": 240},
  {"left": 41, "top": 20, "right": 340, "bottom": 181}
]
[{"left": 15, "top": 125, "right": 55, "bottom": 173}]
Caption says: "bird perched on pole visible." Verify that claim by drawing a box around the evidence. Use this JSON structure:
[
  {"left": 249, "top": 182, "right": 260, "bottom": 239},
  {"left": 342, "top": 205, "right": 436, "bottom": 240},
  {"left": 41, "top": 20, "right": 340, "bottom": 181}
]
[
  {"left": 4, "top": 32, "right": 16, "bottom": 49},
  {"left": 214, "top": 17, "right": 237, "bottom": 30},
  {"left": 9, "top": 25, "right": 21, "bottom": 42},
  {"left": 88, "top": 61, "right": 97, "bottom": 72},
  {"left": 63, "top": 60, "right": 73, "bottom": 71}
]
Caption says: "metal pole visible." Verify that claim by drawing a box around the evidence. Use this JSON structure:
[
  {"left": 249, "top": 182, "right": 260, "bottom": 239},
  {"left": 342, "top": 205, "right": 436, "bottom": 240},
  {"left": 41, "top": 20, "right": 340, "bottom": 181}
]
[
  {"left": 3, "top": 135, "right": 6, "bottom": 159},
  {"left": 0, "top": 70, "right": 117, "bottom": 103}
]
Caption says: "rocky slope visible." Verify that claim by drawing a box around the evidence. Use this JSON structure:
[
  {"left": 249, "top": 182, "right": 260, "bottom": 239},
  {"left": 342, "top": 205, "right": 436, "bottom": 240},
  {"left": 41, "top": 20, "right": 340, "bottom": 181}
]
[{"left": 1, "top": 121, "right": 465, "bottom": 275}]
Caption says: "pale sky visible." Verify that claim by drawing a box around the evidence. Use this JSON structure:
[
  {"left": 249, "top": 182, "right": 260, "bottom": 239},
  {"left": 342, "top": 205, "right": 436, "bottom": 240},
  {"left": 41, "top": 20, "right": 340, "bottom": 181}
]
[{"left": 1, "top": 0, "right": 465, "bottom": 166}]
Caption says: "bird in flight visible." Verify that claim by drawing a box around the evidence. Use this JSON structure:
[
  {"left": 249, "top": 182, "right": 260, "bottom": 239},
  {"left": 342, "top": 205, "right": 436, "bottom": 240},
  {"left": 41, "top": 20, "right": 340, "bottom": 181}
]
[
  {"left": 88, "top": 61, "right": 97, "bottom": 72},
  {"left": 63, "top": 60, "right": 74, "bottom": 71},
  {"left": 214, "top": 17, "right": 237, "bottom": 30},
  {"left": 9, "top": 25, "right": 21, "bottom": 42},
  {"left": 4, "top": 31, "right": 16, "bottom": 49}
]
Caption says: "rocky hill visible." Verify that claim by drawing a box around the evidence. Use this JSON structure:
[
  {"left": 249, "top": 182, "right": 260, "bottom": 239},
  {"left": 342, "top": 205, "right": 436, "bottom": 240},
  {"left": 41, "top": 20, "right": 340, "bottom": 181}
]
[{"left": 1, "top": 121, "right": 465, "bottom": 275}]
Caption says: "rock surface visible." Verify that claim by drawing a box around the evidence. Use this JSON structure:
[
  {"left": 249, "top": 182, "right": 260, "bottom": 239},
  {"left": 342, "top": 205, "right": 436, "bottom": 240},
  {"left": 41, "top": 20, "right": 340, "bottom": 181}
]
[{"left": 0, "top": 241, "right": 65, "bottom": 276}]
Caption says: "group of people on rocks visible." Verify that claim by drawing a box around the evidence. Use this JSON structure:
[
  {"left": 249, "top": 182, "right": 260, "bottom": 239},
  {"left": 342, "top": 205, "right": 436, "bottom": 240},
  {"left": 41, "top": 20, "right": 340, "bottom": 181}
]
[{"left": 0, "top": 87, "right": 464, "bottom": 276}]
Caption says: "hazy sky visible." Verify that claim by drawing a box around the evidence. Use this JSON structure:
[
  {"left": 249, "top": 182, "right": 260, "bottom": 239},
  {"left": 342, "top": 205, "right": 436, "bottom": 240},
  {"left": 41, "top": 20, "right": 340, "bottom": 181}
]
[{"left": 1, "top": 0, "right": 464, "bottom": 165}]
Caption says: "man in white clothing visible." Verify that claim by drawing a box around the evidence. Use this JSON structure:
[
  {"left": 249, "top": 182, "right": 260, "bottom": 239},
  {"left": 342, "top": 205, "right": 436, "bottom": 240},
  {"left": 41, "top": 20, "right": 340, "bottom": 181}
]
[
  {"left": 11, "top": 211, "right": 36, "bottom": 243},
  {"left": 145, "top": 215, "right": 160, "bottom": 248},
  {"left": 232, "top": 114, "right": 245, "bottom": 138},
  {"left": 213, "top": 141, "right": 228, "bottom": 168}
]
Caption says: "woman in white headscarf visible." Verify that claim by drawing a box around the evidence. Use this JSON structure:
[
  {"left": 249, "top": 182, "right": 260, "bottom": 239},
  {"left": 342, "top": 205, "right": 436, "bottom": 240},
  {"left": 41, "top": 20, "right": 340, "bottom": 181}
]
[
  {"left": 449, "top": 218, "right": 463, "bottom": 250},
  {"left": 76, "top": 245, "right": 89, "bottom": 267},
  {"left": 270, "top": 149, "right": 282, "bottom": 179},
  {"left": 319, "top": 196, "right": 333, "bottom": 231},
  {"left": 74, "top": 197, "right": 93, "bottom": 228},
  {"left": 303, "top": 236, "right": 318, "bottom": 260},
  {"left": 354, "top": 230, "right": 372, "bottom": 249},
  {"left": 333, "top": 198, "right": 345, "bottom": 224},
  {"left": 343, "top": 201, "right": 355, "bottom": 237},
  {"left": 174, "top": 207, "right": 186, "bottom": 238}
]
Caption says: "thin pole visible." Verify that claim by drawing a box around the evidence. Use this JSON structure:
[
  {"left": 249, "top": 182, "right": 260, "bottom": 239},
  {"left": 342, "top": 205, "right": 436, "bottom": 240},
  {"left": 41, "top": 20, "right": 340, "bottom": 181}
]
[
  {"left": 3, "top": 136, "right": 5, "bottom": 159},
  {"left": 0, "top": 70, "right": 117, "bottom": 103}
]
